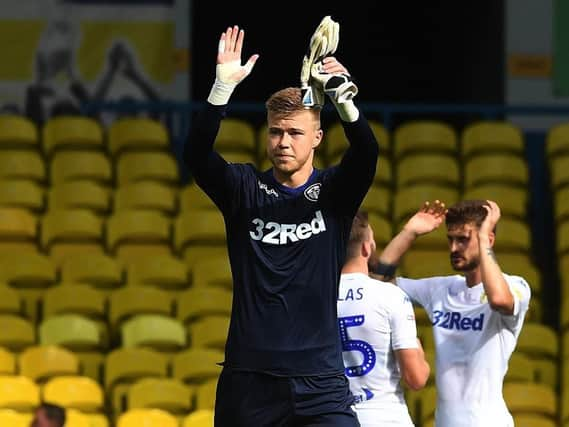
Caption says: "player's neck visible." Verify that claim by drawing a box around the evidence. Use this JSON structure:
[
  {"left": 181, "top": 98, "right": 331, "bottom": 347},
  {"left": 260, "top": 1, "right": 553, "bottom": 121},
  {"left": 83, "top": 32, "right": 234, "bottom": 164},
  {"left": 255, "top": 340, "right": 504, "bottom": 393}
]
[
  {"left": 273, "top": 165, "right": 314, "bottom": 188},
  {"left": 341, "top": 259, "right": 368, "bottom": 275},
  {"left": 465, "top": 269, "right": 482, "bottom": 287}
]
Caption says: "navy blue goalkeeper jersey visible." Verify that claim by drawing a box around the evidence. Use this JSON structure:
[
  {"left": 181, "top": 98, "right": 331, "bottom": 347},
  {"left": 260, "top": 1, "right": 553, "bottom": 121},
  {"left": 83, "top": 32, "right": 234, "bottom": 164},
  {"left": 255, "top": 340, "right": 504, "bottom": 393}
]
[{"left": 185, "top": 104, "right": 378, "bottom": 376}]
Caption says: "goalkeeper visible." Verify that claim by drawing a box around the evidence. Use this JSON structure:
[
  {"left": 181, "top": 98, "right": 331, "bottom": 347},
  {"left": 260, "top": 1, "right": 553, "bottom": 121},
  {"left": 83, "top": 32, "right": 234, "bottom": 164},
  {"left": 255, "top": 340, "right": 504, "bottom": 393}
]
[{"left": 185, "top": 20, "right": 379, "bottom": 427}]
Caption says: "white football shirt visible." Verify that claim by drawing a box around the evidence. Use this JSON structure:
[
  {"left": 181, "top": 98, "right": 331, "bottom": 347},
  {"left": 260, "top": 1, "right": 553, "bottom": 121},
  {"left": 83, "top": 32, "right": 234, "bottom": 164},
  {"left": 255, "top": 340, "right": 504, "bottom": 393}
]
[
  {"left": 338, "top": 273, "right": 419, "bottom": 426},
  {"left": 397, "top": 273, "right": 531, "bottom": 427}
]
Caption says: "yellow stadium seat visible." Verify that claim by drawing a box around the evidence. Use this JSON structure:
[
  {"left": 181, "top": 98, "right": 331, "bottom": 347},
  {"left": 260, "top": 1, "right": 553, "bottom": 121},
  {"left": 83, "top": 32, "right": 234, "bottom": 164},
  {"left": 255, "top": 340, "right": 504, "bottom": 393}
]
[
  {"left": 517, "top": 324, "right": 559, "bottom": 359},
  {"left": 0, "top": 286, "right": 22, "bottom": 316},
  {"left": 85, "top": 413, "right": 110, "bottom": 427},
  {"left": 43, "top": 284, "right": 106, "bottom": 320},
  {"left": 48, "top": 182, "right": 110, "bottom": 214},
  {"left": 117, "top": 408, "right": 178, "bottom": 427},
  {"left": 328, "top": 151, "right": 392, "bottom": 189},
  {"left": 0, "top": 348, "right": 15, "bottom": 375},
  {"left": 42, "top": 116, "right": 104, "bottom": 157},
  {"left": 413, "top": 306, "right": 430, "bottom": 326},
  {"left": 60, "top": 253, "right": 123, "bottom": 290},
  {"left": 195, "top": 378, "right": 218, "bottom": 411},
  {"left": 361, "top": 186, "right": 391, "bottom": 219},
  {"left": 19, "top": 345, "right": 79, "bottom": 382},
  {"left": 0, "top": 115, "right": 38, "bottom": 149},
  {"left": 43, "top": 375, "right": 104, "bottom": 412},
  {"left": 189, "top": 315, "right": 229, "bottom": 350},
  {"left": 183, "top": 247, "right": 229, "bottom": 271},
  {"left": 74, "top": 352, "right": 105, "bottom": 384},
  {"left": 549, "top": 155, "right": 569, "bottom": 190},
  {"left": 464, "top": 184, "right": 528, "bottom": 220},
  {"left": 117, "top": 152, "right": 179, "bottom": 186},
  {"left": 41, "top": 209, "right": 104, "bottom": 264},
  {"left": 0, "top": 180, "right": 43, "bottom": 212},
  {"left": 127, "top": 377, "right": 193, "bottom": 414},
  {"left": 393, "top": 121, "right": 457, "bottom": 159},
  {"left": 0, "top": 151, "right": 45, "bottom": 183},
  {"left": 418, "top": 385, "right": 437, "bottom": 425},
  {"left": 503, "top": 383, "right": 557, "bottom": 417},
  {"left": 115, "top": 182, "right": 177, "bottom": 215},
  {"left": 171, "top": 348, "right": 224, "bottom": 384},
  {"left": 367, "top": 212, "right": 393, "bottom": 248},
  {"left": 182, "top": 409, "right": 214, "bottom": 427},
  {"left": 396, "top": 154, "right": 460, "bottom": 188},
  {"left": 558, "top": 222, "right": 569, "bottom": 255},
  {"left": 0, "top": 207, "right": 38, "bottom": 254},
  {"left": 498, "top": 253, "right": 541, "bottom": 295},
  {"left": 505, "top": 352, "right": 535, "bottom": 383},
  {"left": 492, "top": 218, "right": 532, "bottom": 253},
  {"left": 65, "top": 409, "right": 91, "bottom": 427},
  {"left": 555, "top": 187, "right": 569, "bottom": 225},
  {"left": 121, "top": 314, "right": 186, "bottom": 351},
  {"left": 513, "top": 414, "right": 557, "bottom": 427},
  {"left": 0, "top": 315, "right": 35, "bottom": 351},
  {"left": 109, "top": 286, "right": 173, "bottom": 330},
  {"left": 215, "top": 118, "right": 256, "bottom": 153},
  {"left": 50, "top": 151, "right": 112, "bottom": 186},
  {"left": 104, "top": 347, "right": 169, "bottom": 391},
  {"left": 179, "top": 184, "right": 217, "bottom": 212},
  {"left": 175, "top": 211, "right": 226, "bottom": 258},
  {"left": 108, "top": 117, "right": 169, "bottom": 157},
  {"left": 400, "top": 249, "right": 457, "bottom": 278},
  {"left": 393, "top": 185, "right": 459, "bottom": 226},
  {"left": 107, "top": 210, "right": 172, "bottom": 263},
  {"left": 464, "top": 154, "right": 529, "bottom": 189},
  {"left": 461, "top": 121, "right": 524, "bottom": 158},
  {"left": 39, "top": 314, "right": 104, "bottom": 351},
  {"left": 177, "top": 288, "right": 232, "bottom": 324},
  {"left": 416, "top": 325, "right": 435, "bottom": 353},
  {"left": 0, "top": 409, "right": 32, "bottom": 427},
  {"left": 324, "top": 120, "right": 390, "bottom": 159},
  {"left": 126, "top": 254, "right": 189, "bottom": 291},
  {"left": 546, "top": 122, "right": 569, "bottom": 158},
  {"left": 191, "top": 255, "right": 232, "bottom": 289},
  {"left": 0, "top": 376, "right": 39, "bottom": 411}
]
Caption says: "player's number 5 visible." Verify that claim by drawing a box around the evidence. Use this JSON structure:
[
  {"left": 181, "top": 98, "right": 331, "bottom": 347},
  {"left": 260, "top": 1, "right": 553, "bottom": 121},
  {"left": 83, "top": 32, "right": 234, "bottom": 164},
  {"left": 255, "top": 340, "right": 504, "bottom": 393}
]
[{"left": 338, "top": 315, "right": 376, "bottom": 377}]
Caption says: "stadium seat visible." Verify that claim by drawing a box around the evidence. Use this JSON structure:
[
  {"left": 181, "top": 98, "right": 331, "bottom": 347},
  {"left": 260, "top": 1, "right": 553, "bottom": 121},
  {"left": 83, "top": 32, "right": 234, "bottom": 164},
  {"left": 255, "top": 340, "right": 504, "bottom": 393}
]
[
  {"left": 324, "top": 120, "right": 390, "bottom": 159},
  {"left": 107, "top": 210, "right": 172, "bottom": 262},
  {"left": 195, "top": 377, "right": 218, "bottom": 410},
  {"left": 116, "top": 152, "right": 179, "bottom": 186},
  {"left": 0, "top": 315, "right": 35, "bottom": 351},
  {"left": 39, "top": 314, "right": 105, "bottom": 351},
  {"left": 367, "top": 212, "right": 393, "bottom": 248},
  {"left": 0, "top": 180, "right": 44, "bottom": 212},
  {"left": 171, "top": 348, "right": 224, "bottom": 384},
  {"left": 74, "top": 351, "right": 106, "bottom": 385},
  {"left": 505, "top": 352, "right": 535, "bottom": 383},
  {"left": 50, "top": 151, "right": 112, "bottom": 186},
  {"left": 0, "top": 376, "right": 39, "bottom": 411},
  {"left": 188, "top": 315, "right": 229, "bottom": 350},
  {"left": 0, "top": 409, "right": 32, "bottom": 427},
  {"left": 361, "top": 186, "right": 391, "bottom": 219},
  {"left": 177, "top": 287, "right": 233, "bottom": 324},
  {"left": 215, "top": 117, "right": 256, "bottom": 153},
  {"left": 400, "top": 249, "right": 457, "bottom": 278},
  {"left": 396, "top": 153, "right": 460, "bottom": 188},
  {"left": 464, "top": 184, "right": 528, "bottom": 220},
  {"left": 65, "top": 409, "right": 92, "bottom": 427},
  {"left": 0, "top": 151, "right": 45, "bottom": 183},
  {"left": 558, "top": 222, "right": 569, "bottom": 255},
  {"left": 179, "top": 184, "right": 217, "bottom": 211},
  {"left": 41, "top": 209, "right": 104, "bottom": 264},
  {"left": 0, "top": 348, "right": 15, "bottom": 375},
  {"left": 0, "top": 115, "right": 38, "bottom": 149},
  {"left": 19, "top": 345, "right": 79, "bottom": 382},
  {"left": 108, "top": 117, "right": 169, "bottom": 157},
  {"left": 104, "top": 347, "right": 169, "bottom": 391},
  {"left": 498, "top": 253, "right": 541, "bottom": 295},
  {"left": 182, "top": 409, "right": 215, "bottom": 427},
  {"left": 517, "top": 323, "right": 559, "bottom": 389},
  {"left": 546, "top": 122, "right": 569, "bottom": 158},
  {"left": 116, "top": 408, "right": 178, "bottom": 427},
  {"left": 175, "top": 211, "right": 226, "bottom": 264},
  {"left": 464, "top": 154, "right": 529, "bottom": 189},
  {"left": 84, "top": 413, "right": 110, "bottom": 427},
  {"left": 0, "top": 207, "right": 39, "bottom": 254},
  {"left": 513, "top": 414, "right": 557, "bottom": 427},
  {"left": 392, "top": 185, "right": 459, "bottom": 225},
  {"left": 121, "top": 314, "right": 187, "bottom": 351},
  {"left": 109, "top": 286, "right": 173, "bottom": 330},
  {"left": 114, "top": 181, "right": 177, "bottom": 215},
  {"left": 43, "top": 284, "right": 106, "bottom": 320},
  {"left": 461, "top": 121, "right": 525, "bottom": 158},
  {"left": 48, "top": 182, "right": 110, "bottom": 214},
  {"left": 42, "top": 116, "right": 104, "bottom": 158},
  {"left": 491, "top": 218, "right": 532, "bottom": 253},
  {"left": 190, "top": 255, "right": 232, "bottom": 289},
  {"left": 60, "top": 253, "right": 123, "bottom": 290},
  {"left": 393, "top": 121, "right": 457, "bottom": 159},
  {"left": 127, "top": 377, "right": 193, "bottom": 414},
  {"left": 0, "top": 286, "right": 23, "bottom": 316},
  {"left": 126, "top": 254, "right": 189, "bottom": 291},
  {"left": 418, "top": 385, "right": 437, "bottom": 425},
  {"left": 503, "top": 383, "right": 557, "bottom": 417},
  {"left": 43, "top": 375, "right": 104, "bottom": 412}
]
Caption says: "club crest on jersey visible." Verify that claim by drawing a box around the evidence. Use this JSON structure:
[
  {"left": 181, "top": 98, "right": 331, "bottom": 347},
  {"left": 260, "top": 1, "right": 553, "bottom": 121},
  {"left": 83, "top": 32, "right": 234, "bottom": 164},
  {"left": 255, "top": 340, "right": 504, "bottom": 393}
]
[
  {"left": 304, "top": 183, "right": 321, "bottom": 202},
  {"left": 258, "top": 180, "right": 279, "bottom": 198}
]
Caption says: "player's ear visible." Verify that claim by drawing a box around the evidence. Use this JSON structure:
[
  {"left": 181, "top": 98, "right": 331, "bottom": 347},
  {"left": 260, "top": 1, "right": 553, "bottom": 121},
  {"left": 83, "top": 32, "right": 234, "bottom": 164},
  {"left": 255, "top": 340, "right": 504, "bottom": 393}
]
[
  {"left": 488, "top": 231, "right": 495, "bottom": 247},
  {"left": 312, "top": 128, "right": 323, "bottom": 149}
]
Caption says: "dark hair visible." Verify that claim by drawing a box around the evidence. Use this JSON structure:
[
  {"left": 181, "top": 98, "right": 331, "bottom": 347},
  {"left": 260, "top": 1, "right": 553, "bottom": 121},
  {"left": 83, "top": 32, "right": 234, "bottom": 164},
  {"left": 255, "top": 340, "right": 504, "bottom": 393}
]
[
  {"left": 38, "top": 402, "right": 66, "bottom": 426},
  {"left": 265, "top": 87, "right": 321, "bottom": 122},
  {"left": 445, "top": 199, "right": 494, "bottom": 232},
  {"left": 346, "top": 210, "right": 371, "bottom": 260}
]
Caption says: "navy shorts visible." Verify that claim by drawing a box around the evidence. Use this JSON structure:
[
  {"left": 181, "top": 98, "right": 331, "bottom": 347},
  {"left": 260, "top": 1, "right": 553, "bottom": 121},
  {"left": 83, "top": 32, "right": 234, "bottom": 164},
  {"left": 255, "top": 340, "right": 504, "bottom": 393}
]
[{"left": 214, "top": 367, "right": 360, "bottom": 427}]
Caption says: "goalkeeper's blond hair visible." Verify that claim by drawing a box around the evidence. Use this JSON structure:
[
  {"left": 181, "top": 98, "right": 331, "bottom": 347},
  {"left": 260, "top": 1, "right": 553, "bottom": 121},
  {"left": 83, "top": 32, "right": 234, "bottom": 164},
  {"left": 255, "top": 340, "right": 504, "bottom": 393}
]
[{"left": 266, "top": 87, "right": 321, "bottom": 125}]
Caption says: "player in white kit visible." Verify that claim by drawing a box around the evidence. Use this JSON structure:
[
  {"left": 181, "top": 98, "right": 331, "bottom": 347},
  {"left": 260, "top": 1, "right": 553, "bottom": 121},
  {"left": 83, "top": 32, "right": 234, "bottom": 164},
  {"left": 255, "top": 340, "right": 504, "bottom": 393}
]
[
  {"left": 373, "top": 199, "right": 531, "bottom": 427},
  {"left": 338, "top": 211, "right": 430, "bottom": 426}
]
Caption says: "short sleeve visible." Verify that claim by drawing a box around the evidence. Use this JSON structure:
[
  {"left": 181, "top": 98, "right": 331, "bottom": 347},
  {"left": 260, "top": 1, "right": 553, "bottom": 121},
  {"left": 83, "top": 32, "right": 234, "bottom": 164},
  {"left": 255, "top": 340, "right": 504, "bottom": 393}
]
[{"left": 390, "top": 289, "right": 419, "bottom": 350}]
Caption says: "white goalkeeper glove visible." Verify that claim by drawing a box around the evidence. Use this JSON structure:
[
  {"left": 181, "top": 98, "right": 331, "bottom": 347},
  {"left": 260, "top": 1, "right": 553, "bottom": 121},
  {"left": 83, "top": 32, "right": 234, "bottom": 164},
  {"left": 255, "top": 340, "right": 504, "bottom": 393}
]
[
  {"left": 208, "top": 26, "right": 259, "bottom": 106},
  {"left": 300, "top": 16, "right": 339, "bottom": 108}
]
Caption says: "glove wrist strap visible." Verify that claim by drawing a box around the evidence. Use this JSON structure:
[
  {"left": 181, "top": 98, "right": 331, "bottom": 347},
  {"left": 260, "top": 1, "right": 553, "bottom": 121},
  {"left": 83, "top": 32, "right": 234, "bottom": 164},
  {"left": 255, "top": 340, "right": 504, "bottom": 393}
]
[
  {"left": 332, "top": 99, "right": 359, "bottom": 122},
  {"left": 207, "top": 79, "right": 237, "bottom": 105}
]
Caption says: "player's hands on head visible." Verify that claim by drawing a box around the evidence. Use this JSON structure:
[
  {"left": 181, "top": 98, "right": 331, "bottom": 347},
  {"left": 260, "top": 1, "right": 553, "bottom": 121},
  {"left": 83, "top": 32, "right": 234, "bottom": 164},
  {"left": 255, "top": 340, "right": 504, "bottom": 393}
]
[
  {"left": 403, "top": 200, "right": 447, "bottom": 237},
  {"left": 479, "top": 200, "right": 501, "bottom": 238}
]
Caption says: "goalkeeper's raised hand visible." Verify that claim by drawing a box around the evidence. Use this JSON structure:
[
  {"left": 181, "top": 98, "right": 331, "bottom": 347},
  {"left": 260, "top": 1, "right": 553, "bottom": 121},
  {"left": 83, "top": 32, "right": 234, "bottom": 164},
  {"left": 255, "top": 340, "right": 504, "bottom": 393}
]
[{"left": 207, "top": 25, "right": 259, "bottom": 106}]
